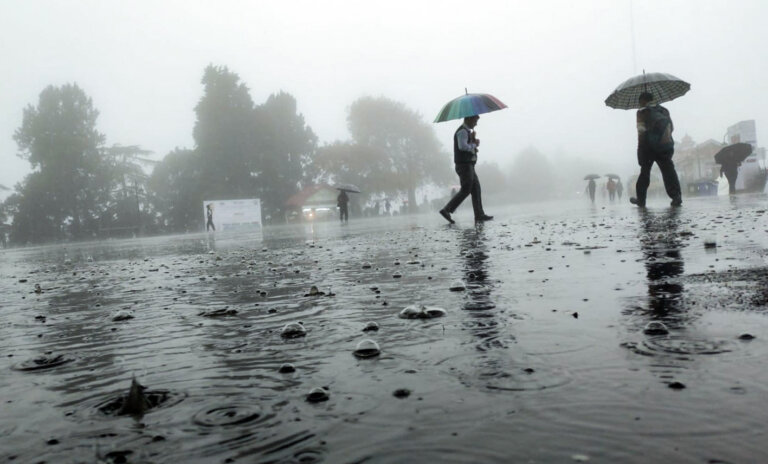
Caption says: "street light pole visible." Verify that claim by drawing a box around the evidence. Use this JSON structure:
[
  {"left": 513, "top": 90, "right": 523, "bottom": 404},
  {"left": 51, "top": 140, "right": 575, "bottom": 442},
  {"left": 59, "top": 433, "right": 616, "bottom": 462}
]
[{"left": 134, "top": 180, "right": 141, "bottom": 236}]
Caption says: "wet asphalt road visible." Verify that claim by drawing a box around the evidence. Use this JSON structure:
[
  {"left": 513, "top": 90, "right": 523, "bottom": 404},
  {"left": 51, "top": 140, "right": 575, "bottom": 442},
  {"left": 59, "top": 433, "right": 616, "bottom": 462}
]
[{"left": 2, "top": 195, "right": 768, "bottom": 463}]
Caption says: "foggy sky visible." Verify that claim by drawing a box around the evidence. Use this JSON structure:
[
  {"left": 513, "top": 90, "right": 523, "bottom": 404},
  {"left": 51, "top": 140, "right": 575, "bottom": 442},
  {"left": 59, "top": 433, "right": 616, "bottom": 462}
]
[{"left": 2, "top": 0, "right": 767, "bottom": 196}]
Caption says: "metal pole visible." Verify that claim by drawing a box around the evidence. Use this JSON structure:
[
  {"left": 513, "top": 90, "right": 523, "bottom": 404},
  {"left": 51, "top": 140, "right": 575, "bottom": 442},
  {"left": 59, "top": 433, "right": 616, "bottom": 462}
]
[
  {"left": 629, "top": 0, "right": 638, "bottom": 73},
  {"left": 135, "top": 180, "right": 141, "bottom": 236}
]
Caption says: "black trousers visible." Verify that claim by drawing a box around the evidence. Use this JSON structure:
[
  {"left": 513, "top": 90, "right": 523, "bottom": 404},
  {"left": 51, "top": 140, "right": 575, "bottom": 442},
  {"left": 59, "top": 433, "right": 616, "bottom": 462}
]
[
  {"left": 443, "top": 163, "right": 484, "bottom": 217},
  {"left": 722, "top": 165, "right": 738, "bottom": 194},
  {"left": 636, "top": 148, "right": 681, "bottom": 203},
  {"left": 339, "top": 206, "right": 348, "bottom": 222}
]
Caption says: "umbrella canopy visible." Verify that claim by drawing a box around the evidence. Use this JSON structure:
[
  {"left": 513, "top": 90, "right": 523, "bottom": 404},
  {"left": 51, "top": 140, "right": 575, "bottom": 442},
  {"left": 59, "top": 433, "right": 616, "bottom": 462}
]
[
  {"left": 604, "top": 173, "right": 620, "bottom": 180},
  {"left": 434, "top": 92, "right": 507, "bottom": 123},
  {"left": 714, "top": 143, "right": 753, "bottom": 165},
  {"left": 605, "top": 71, "right": 690, "bottom": 110},
  {"left": 584, "top": 174, "right": 600, "bottom": 180},
  {"left": 335, "top": 184, "right": 361, "bottom": 193}
]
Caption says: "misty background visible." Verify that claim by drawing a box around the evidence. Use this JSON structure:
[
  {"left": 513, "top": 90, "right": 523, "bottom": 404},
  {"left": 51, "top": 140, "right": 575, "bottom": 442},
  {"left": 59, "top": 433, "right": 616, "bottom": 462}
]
[{"left": 1, "top": 0, "right": 767, "bottom": 239}]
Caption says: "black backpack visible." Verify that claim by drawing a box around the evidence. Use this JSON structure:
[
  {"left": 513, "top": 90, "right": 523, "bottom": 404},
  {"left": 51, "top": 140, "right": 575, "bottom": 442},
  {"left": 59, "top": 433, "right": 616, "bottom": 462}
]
[{"left": 644, "top": 105, "right": 674, "bottom": 155}]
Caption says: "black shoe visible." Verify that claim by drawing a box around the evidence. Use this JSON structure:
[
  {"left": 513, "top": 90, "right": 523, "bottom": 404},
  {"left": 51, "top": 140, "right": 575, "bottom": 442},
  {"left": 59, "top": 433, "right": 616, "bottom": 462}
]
[
  {"left": 475, "top": 215, "right": 494, "bottom": 222},
  {"left": 670, "top": 198, "right": 682, "bottom": 207},
  {"left": 439, "top": 209, "right": 455, "bottom": 224},
  {"left": 629, "top": 197, "right": 646, "bottom": 207}
]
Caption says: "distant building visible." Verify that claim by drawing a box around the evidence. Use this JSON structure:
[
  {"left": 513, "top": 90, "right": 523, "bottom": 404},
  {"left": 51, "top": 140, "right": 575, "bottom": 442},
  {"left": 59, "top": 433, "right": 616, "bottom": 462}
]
[{"left": 674, "top": 135, "right": 722, "bottom": 197}]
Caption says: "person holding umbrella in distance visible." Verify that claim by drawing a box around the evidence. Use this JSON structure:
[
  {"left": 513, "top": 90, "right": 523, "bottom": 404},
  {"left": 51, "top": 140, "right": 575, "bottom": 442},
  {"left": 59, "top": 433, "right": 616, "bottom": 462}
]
[
  {"left": 435, "top": 91, "right": 505, "bottom": 224},
  {"left": 584, "top": 174, "right": 599, "bottom": 203},
  {"left": 337, "top": 190, "right": 349, "bottom": 223},
  {"left": 714, "top": 142, "right": 752, "bottom": 195},
  {"left": 335, "top": 184, "right": 360, "bottom": 224}
]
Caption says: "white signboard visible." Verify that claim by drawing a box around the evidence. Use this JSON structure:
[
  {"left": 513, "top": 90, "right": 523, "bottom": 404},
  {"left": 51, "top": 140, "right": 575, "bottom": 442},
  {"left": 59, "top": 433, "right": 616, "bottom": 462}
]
[{"left": 203, "top": 199, "right": 262, "bottom": 232}]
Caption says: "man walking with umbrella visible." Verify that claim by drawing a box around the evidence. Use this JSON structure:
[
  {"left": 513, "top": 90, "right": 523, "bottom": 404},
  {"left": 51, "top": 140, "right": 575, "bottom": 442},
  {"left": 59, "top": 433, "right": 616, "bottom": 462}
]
[
  {"left": 605, "top": 71, "right": 689, "bottom": 208},
  {"left": 584, "top": 174, "right": 599, "bottom": 203},
  {"left": 434, "top": 91, "right": 506, "bottom": 224},
  {"left": 439, "top": 115, "right": 493, "bottom": 223},
  {"left": 337, "top": 190, "right": 349, "bottom": 223},
  {"left": 630, "top": 92, "right": 682, "bottom": 207}
]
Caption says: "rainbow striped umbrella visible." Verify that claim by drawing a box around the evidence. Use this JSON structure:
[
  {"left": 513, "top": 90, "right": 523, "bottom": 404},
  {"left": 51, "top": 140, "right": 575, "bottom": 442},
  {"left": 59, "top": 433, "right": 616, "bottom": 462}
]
[{"left": 434, "top": 91, "right": 507, "bottom": 123}]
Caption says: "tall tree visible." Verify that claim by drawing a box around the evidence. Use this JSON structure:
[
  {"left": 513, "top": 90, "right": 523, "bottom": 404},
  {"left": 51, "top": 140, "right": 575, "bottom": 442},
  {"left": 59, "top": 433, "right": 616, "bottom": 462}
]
[
  {"left": 100, "top": 144, "right": 154, "bottom": 233},
  {"left": 254, "top": 91, "right": 317, "bottom": 220},
  {"left": 12, "top": 83, "right": 106, "bottom": 242},
  {"left": 193, "top": 65, "right": 257, "bottom": 199},
  {"left": 4, "top": 175, "right": 59, "bottom": 244},
  {"left": 147, "top": 148, "right": 204, "bottom": 232},
  {"left": 192, "top": 66, "right": 318, "bottom": 222},
  {"left": 347, "top": 96, "right": 451, "bottom": 209}
]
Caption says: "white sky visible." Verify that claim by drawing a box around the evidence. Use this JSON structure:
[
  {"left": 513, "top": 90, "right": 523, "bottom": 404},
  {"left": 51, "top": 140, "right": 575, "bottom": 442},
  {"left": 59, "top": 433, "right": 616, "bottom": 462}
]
[{"left": 1, "top": 0, "right": 767, "bottom": 193}]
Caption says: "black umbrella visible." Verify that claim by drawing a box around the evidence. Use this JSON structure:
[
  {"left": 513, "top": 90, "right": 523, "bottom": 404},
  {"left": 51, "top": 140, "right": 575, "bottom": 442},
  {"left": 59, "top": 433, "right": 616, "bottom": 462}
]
[
  {"left": 584, "top": 174, "right": 600, "bottom": 180},
  {"left": 604, "top": 174, "right": 620, "bottom": 180},
  {"left": 714, "top": 143, "right": 752, "bottom": 165},
  {"left": 605, "top": 71, "right": 690, "bottom": 110},
  {"left": 335, "top": 184, "right": 361, "bottom": 193}
]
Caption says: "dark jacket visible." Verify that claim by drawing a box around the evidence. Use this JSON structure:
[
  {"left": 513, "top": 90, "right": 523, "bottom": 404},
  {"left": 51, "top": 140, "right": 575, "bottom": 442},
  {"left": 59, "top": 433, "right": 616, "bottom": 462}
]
[
  {"left": 453, "top": 126, "right": 477, "bottom": 164},
  {"left": 337, "top": 191, "right": 349, "bottom": 208}
]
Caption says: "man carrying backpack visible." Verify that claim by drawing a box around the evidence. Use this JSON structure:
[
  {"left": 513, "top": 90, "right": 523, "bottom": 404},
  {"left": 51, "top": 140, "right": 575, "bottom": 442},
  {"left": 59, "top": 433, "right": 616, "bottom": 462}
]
[{"left": 630, "top": 92, "right": 682, "bottom": 207}]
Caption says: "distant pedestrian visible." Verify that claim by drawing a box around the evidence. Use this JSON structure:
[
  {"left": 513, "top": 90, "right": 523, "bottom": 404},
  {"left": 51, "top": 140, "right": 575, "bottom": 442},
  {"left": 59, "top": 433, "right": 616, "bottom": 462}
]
[
  {"left": 616, "top": 179, "right": 624, "bottom": 200},
  {"left": 385, "top": 199, "right": 391, "bottom": 216},
  {"left": 587, "top": 179, "right": 597, "bottom": 203},
  {"left": 720, "top": 161, "right": 740, "bottom": 194},
  {"left": 374, "top": 201, "right": 380, "bottom": 216},
  {"left": 439, "top": 115, "right": 493, "bottom": 224},
  {"left": 630, "top": 92, "right": 682, "bottom": 207},
  {"left": 206, "top": 204, "right": 216, "bottom": 231},
  {"left": 587, "top": 179, "right": 596, "bottom": 203},
  {"left": 607, "top": 178, "right": 617, "bottom": 201},
  {"left": 337, "top": 190, "right": 349, "bottom": 223}
]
